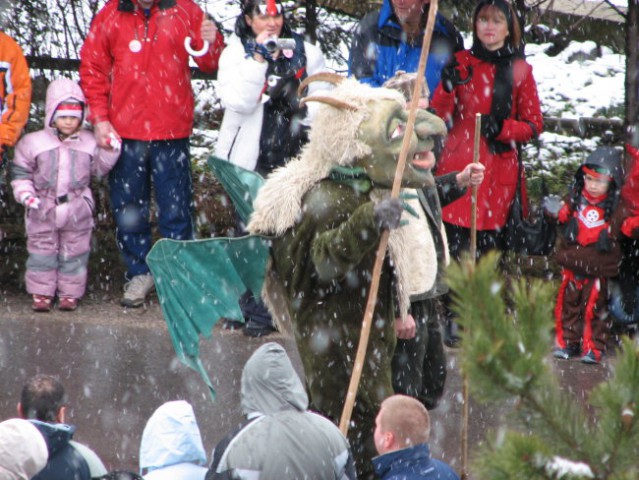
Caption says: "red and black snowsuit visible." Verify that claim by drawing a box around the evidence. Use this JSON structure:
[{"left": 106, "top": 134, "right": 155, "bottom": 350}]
[{"left": 554, "top": 147, "right": 624, "bottom": 360}]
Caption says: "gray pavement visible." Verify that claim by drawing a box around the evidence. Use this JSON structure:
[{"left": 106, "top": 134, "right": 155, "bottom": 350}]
[{"left": 0, "top": 290, "right": 613, "bottom": 476}]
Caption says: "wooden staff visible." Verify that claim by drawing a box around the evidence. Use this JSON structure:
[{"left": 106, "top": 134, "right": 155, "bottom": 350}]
[
  {"left": 339, "top": 0, "right": 440, "bottom": 435},
  {"left": 461, "top": 112, "right": 482, "bottom": 480},
  {"left": 469, "top": 113, "right": 481, "bottom": 259}
]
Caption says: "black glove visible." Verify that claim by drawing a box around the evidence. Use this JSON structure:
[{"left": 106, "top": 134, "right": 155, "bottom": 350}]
[
  {"left": 440, "top": 59, "right": 472, "bottom": 93},
  {"left": 373, "top": 197, "right": 404, "bottom": 231},
  {"left": 480, "top": 114, "right": 503, "bottom": 140}
]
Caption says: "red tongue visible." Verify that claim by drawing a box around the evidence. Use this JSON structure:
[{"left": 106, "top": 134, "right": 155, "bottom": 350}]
[{"left": 412, "top": 152, "right": 434, "bottom": 169}]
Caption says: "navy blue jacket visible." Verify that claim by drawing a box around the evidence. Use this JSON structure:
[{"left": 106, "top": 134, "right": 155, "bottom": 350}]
[
  {"left": 372, "top": 443, "right": 459, "bottom": 480},
  {"left": 30, "top": 421, "right": 91, "bottom": 480},
  {"left": 348, "top": 0, "right": 463, "bottom": 96}
]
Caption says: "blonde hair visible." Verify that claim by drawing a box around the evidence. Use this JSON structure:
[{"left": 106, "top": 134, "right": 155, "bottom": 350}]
[{"left": 380, "top": 395, "right": 430, "bottom": 447}]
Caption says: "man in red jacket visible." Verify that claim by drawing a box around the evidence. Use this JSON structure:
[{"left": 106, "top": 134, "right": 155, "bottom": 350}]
[{"left": 80, "top": 0, "right": 224, "bottom": 307}]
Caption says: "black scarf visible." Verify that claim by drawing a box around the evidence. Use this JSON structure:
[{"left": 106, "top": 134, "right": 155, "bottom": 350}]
[{"left": 470, "top": 41, "right": 520, "bottom": 153}]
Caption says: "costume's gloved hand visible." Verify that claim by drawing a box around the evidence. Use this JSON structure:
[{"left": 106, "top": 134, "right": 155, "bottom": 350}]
[
  {"left": 480, "top": 114, "right": 503, "bottom": 140},
  {"left": 621, "top": 215, "right": 639, "bottom": 238},
  {"left": 374, "top": 197, "right": 404, "bottom": 230},
  {"left": 20, "top": 193, "right": 40, "bottom": 210},
  {"left": 440, "top": 58, "right": 472, "bottom": 93}
]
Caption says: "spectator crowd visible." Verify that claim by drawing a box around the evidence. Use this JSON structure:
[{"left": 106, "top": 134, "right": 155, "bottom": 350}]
[{"left": 1, "top": 0, "right": 639, "bottom": 478}]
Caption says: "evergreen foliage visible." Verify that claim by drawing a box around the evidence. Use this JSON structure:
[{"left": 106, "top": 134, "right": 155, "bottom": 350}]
[{"left": 447, "top": 253, "right": 639, "bottom": 479}]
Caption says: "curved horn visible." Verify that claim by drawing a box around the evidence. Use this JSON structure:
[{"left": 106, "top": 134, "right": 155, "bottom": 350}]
[
  {"left": 300, "top": 95, "right": 358, "bottom": 112},
  {"left": 297, "top": 72, "right": 345, "bottom": 97}
]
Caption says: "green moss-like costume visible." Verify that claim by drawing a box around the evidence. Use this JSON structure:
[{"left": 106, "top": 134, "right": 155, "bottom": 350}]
[{"left": 269, "top": 178, "right": 396, "bottom": 474}]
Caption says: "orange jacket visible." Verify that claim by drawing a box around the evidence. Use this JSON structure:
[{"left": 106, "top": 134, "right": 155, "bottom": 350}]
[{"left": 0, "top": 31, "right": 31, "bottom": 148}]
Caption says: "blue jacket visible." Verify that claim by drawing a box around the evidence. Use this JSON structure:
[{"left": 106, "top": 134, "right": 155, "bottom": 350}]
[
  {"left": 348, "top": 0, "right": 463, "bottom": 96},
  {"left": 30, "top": 421, "right": 91, "bottom": 480},
  {"left": 372, "top": 444, "right": 459, "bottom": 480}
]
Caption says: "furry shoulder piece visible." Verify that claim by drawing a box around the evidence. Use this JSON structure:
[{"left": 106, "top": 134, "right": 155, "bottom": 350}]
[{"left": 248, "top": 79, "right": 406, "bottom": 236}]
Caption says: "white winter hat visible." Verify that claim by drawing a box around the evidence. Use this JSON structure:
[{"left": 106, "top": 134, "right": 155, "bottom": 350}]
[{"left": 0, "top": 419, "right": 48, "bottom": 479}]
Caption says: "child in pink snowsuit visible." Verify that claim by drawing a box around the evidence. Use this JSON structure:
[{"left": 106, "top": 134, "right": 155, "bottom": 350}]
[{"left": 11, "top": 78, "right": 119, "bottom": 312}]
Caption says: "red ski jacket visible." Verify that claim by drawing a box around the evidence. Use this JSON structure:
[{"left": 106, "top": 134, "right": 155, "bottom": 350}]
[
  {"left": 79, "top": 0, "right": 224, "bottom": 141},
  {"left": 431, "top": 50, "right": 543, "bottom": 230}
]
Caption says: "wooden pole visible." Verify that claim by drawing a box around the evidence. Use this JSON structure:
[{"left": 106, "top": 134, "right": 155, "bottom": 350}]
[
  {"left": 469, "top": 113, "right": 481, "bottom": 261},
  {"left": 338, "top": 0, "right": 440, "bottom": 435},
  {"left": 461, "top": 113, "right": 482, "bottom": 480}
]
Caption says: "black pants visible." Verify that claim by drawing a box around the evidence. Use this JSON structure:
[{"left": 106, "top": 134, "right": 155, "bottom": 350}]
[
  {"left": 442, "top": 224, "right": 505, "bottom": 341},
  {"left": 392, "top": 298, "right": 447, "bottom": 409}
]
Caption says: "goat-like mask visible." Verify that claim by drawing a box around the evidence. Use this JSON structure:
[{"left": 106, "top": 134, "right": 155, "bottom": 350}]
[{"left": 354, "top": 99, "right": 446, "bottom": 189}]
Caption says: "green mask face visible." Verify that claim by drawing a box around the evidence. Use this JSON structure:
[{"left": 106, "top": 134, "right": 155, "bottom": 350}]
[{"left": 353, "top": 99, "right": 447, "bottom": 189}]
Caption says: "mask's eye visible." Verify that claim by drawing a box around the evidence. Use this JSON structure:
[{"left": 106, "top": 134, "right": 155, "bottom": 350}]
[{"left": 389, "top": 118, "right": 406, "bottom": 140}]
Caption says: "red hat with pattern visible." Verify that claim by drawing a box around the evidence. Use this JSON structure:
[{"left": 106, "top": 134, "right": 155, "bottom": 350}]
[{"left": 53, "top": 100, "right": 84, "bottom": 122}]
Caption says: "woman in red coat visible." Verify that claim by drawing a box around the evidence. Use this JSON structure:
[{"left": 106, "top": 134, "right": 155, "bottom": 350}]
[
  {"left": 430, "top": 0, "right": 543, "bottom": 346},
  {"left": 431, "top": 0, "right": 543, "bottom": 256}
]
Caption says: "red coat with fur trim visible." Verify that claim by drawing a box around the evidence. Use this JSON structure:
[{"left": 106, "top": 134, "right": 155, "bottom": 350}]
[{"left": 431, "top": 50, "right": 543, "bottom": 230}]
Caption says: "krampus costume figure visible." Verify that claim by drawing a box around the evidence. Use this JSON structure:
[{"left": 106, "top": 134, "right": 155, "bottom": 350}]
[{"left": 248, "top": 76, "right": 447, "bottom": 476}]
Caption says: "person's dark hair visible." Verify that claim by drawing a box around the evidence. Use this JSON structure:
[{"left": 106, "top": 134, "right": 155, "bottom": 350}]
[
  {"left": 235, "top": 0, "right": 291, "bottom": 39},
  {"left": 472, "top": 0, "right": 522, "bottom": 49},
  {"left": 20, "top": 374, "right": 66, "bottom": 422}
]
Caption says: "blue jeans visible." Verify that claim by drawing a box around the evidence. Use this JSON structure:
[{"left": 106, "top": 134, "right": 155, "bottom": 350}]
[{"left": 109, "top": 139, "right": 193, "bottom": 279}]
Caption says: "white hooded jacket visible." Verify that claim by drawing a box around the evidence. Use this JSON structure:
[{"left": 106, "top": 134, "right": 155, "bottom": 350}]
[
  {"left": 139, "top": 400, "right": 208, "bottom": 480},
  {"left": 209, "top": 342, "right": 357, "bottom": 480}
]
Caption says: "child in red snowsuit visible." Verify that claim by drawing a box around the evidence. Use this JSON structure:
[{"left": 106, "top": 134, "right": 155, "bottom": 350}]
[{"left": 549, "top": 146, "right": 624, "bottom": 364}]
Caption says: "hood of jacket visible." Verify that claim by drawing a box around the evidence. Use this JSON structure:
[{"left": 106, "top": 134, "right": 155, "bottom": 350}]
[
  {"left": 30, "top": 420, "right": 75, "bottom": 458},
  {"left": 139, "top": 400, "right": 206, "bottom": 474},
  {"left": 577, "top": 146, "right": 624, "bottom": 189},
  {"left": 45, "top": 78, "right": 86, "bottom": 131},
  {"left": 0, "top": 419, "right": 48, "bottom": 479},
  {"left": 241, "top": 342, "right": 308, "bottom": 416}
]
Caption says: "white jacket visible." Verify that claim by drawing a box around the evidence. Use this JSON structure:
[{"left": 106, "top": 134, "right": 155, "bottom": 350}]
[
  {"left": 139, "top": 401, "right": 208, "bottom": 480},
  {"left": 214, "top": 34, "right": 328, "bottom": 170}
]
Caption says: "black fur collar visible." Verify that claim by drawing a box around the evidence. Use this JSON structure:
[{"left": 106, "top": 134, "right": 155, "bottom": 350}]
[{"left": 118, "top": 0, "right": 176, "bottom": 12}]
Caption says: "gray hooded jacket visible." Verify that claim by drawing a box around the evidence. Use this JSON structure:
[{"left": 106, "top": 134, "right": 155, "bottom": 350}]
[{"left": 208, "top": 342, "right": 357, "bottom": 479}]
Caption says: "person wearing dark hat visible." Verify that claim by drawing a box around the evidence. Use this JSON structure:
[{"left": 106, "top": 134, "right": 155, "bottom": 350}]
[
  {"left": 430, "top": 0, "right": 543, "bottom": 347},
  {"left": 214, "top": 0, "right": 328, "bottom": 337},
  {"left": 547, "top": 146, "right": 624, "bottom": 364}
]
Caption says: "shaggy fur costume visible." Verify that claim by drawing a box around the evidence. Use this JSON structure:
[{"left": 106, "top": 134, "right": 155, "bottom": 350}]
[{"left": 248, "top": 79, "right": 441, "bottom": 478}]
